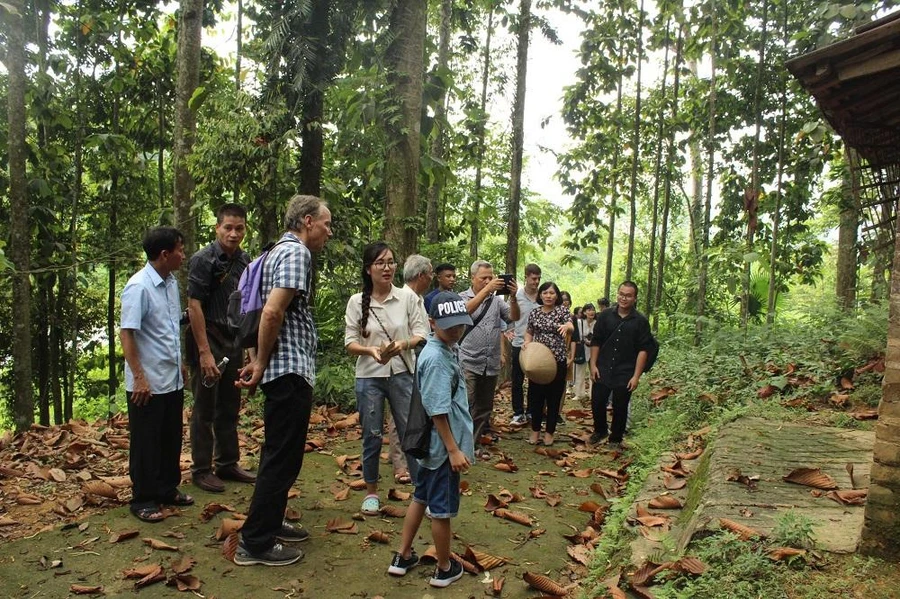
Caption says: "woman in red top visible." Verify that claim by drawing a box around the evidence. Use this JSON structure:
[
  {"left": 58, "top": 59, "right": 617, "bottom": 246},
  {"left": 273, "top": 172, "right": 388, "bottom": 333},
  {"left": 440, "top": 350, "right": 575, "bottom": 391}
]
[{"left": 524, "top": 282, "right": 574, "bottom": 445}]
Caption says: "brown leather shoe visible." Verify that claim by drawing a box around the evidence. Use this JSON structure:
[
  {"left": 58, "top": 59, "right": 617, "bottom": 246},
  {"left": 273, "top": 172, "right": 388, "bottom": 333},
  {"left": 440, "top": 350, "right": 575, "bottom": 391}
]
[
  {"left": 216, "top": 465, "right": 257, "bottom": 484},
  {"left": 193, "top": 471, "right": 225, "bottom": 493}
]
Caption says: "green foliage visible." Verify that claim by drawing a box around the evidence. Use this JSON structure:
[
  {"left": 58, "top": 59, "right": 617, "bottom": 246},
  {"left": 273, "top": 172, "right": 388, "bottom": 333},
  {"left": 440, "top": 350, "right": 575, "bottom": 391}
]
[{"left": 772, "top": 511, "right": 817, "bottom": 550}]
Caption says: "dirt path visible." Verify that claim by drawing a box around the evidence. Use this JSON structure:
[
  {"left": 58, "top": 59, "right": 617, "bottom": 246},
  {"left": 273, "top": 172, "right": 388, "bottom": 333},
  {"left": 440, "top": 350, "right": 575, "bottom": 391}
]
[{"left": 0, "top": 404, "right": 621, "bottom": 598}]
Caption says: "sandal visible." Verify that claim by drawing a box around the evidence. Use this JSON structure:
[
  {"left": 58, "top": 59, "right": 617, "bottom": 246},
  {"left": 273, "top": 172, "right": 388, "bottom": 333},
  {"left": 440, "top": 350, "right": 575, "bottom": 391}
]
[
  {"left": 543, "top": 434, "right": 555, "bottom": 447},
  {"left": 161, "top": 491, "right": 194, "bottom": 507},
  {"left": 527, "top": 432, "right": 539, "bottom": 445},
  {"left": 361, "top": 494, "right": 381, "bottom": 516},
  {"left": 394, "top": 473, "right": 412, "bottom": 485},
  {"left": 131, "top": 505, "right": 165, "bottom": 523}
]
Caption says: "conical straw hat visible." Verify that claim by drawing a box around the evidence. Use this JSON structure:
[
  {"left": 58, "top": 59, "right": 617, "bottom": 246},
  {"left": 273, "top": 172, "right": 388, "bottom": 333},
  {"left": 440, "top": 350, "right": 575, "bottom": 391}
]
[{"left": 519, "top": 342, "right": 557, "bottom": 384}]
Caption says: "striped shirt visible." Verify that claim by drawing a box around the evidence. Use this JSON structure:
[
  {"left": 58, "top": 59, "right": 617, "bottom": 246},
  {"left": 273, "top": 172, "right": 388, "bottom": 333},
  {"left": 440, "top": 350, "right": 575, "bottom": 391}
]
[{"left": 260, "top": 232, "right": 318, "bottom": 386}]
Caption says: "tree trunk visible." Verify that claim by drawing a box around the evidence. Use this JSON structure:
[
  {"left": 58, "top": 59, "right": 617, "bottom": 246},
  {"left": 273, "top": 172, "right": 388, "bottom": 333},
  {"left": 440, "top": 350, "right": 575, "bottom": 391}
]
[
  {"left": 767, "top": 0, "right": 788, "bottom": 325},
  {"left": 646, "top": 14, "right": 671, "bottom": 316},
  {"left": 471, "top": 5, "right": 495, "bottom": 259},
  {"left": 626, "top": 0, "right": 646, "bottom": 281},
  {"left": 173, "top": 0, "right": 204, "bottom": 254},
  {"left": 742, "top": 0, "right": 767, "bottom": 329},
  {"left": 506, "top": 0, "right": 531, "bottom": 276},
  {"left": 426, "top": 0, "right": 453, "bottom": 244},
  {"left": 298, "top": 0, "right": 331, "bottom": 198},
  {"left": 696, "top": 0, "right": 717, "bottom": 344},
  {"left": 836, "top": 147, "right": 860, "bottom": 310},
  {"left": 383, "top": 0, "right": 426, "bottom": 259},
  {"left": 858, "top": 208, "right": 900, "bottom": 559},
  {"left": 604, "top": 27, "right": 626, "bottom": 301},
  {"left": 653, "top": 23, "right": 683, "bottom": 332},
  {"left": 5, "top": 0, "right": 34, "bottom": 431}
]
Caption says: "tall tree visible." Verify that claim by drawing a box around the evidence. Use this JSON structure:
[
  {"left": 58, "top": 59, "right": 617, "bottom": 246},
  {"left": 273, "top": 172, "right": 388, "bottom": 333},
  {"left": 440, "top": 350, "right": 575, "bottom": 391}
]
[
  {"left": 766, "top": 0, "right": 788, "bottom": 325},
  {"left": 383, "top": 0, "right": 427, "bottom": 258},
  {"left": 426, "top": 0, "right": 453, "bottom": 244},
  {"left": 625, "top": 0, "right": 645, "bottom": 281},
  {"left": 695, "top": 0, "right": 717, "bottom": 343},
  {"left": 3, "top": 0, "right": 33, "bottom": 431},
  {"left": 506, "top": 0, "right": 531, "bottom": 275},
  {"left": 173, "top": 0, "right": 204, "bottom": 254},
  {"left": 471, "top": 3, "right": 495, "bottom": 259},
  {"left": 835, "top": 148, "right": 860, "bottom": 309}
]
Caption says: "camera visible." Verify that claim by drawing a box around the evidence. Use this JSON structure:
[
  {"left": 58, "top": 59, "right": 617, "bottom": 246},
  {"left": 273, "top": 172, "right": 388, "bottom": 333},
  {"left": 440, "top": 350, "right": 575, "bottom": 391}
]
[{"left": 496, "top": 274, "right": 513, "bottom": 295}]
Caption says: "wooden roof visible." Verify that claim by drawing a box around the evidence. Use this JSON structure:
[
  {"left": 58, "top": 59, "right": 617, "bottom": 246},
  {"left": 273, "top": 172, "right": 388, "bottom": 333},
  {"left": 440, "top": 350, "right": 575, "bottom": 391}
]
[{"left": 786, "top": 11, "right": 900, "bottom": 168}]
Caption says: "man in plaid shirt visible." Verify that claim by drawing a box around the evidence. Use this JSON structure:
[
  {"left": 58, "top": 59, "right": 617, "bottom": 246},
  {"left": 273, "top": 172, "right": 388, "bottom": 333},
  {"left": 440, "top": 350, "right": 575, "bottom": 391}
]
[{"left": 233, "top": 195, "right": 333, "bottom": 567}]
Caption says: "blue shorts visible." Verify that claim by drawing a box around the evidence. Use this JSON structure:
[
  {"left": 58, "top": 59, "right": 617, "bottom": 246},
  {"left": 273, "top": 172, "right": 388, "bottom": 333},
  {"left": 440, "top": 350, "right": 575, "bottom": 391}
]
[{"left": 412, "top": 459, "right": 460, "bottom": 518}]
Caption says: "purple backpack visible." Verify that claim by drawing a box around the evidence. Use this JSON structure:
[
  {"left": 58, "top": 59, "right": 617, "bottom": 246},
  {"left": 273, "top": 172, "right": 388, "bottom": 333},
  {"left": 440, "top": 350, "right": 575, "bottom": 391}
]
[{"left": 227, "top": 238, "right": 298, "bottom": 348}]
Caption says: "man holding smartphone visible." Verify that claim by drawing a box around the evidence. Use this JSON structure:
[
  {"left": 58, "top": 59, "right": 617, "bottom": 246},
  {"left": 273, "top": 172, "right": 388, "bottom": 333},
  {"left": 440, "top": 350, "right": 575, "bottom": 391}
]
[{"left": 458, "top": 261, "right": 519, "bottom": 458}]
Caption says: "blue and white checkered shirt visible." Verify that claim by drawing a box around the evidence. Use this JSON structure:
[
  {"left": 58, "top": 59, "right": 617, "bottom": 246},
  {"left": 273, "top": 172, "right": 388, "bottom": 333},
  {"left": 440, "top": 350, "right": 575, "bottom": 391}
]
[{"left": 260, "top": 232, "right": 318, "bottom": 386}]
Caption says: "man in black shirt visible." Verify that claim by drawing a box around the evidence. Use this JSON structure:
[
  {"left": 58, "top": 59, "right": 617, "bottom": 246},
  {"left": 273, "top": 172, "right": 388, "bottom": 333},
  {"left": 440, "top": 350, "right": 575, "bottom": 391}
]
[
  {"left": 589, "top": 281, "right": 652, "bottom": 448},
  {"left": 187, "top": 203, "right": 255, "bottom": 492}
]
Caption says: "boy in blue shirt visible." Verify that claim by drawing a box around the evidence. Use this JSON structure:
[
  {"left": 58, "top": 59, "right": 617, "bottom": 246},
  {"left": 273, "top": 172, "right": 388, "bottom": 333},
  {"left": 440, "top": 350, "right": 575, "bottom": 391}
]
[{"left": 387, "top": 291, "right": 474, "bottom": 588}]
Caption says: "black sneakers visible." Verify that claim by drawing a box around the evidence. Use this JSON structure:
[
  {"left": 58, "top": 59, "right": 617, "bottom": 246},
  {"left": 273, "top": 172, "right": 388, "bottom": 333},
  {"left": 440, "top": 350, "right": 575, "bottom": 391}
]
[
  {"left": 388, "top": 550, "right": 420, "bottom": 576},
  {"left": 276, "top": 521, "right": 310, "bottom": 543},
  {"left": 430, "top": 558, "right": 464, "bottom": 588},
  {"left": 234, "top": 540, "right": 303, "bottom": 566},
  {"left": 589, "top": 431, "right": 608, "bottom": 445}
]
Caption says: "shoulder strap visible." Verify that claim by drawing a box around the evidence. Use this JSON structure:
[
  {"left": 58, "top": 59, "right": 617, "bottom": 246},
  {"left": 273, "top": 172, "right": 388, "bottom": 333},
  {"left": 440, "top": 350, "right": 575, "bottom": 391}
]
[
  {"left": 459, "top": 295, "right": 493, "bottom": 345},
  {"left": 371, "top": 309, "right": 415, "bottom": 374}
]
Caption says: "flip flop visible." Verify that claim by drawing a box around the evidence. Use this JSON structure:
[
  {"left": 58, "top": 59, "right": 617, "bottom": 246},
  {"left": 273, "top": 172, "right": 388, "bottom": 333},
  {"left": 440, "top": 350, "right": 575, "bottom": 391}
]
[
  {"left": 161, "top": 491, "right": 194, "bottom": 506},
  {"left": 131, "top": 505, "right": 165, "bottom": 523},
  {"left": 394, "top": 473, "right": 412, "bottom": 485}
]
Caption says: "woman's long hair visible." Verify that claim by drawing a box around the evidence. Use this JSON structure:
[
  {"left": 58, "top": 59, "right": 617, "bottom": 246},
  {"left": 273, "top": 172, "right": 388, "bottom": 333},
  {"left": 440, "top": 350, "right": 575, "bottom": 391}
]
[{"left": 359, "top": 241, "right": 391, "bottom": 338}]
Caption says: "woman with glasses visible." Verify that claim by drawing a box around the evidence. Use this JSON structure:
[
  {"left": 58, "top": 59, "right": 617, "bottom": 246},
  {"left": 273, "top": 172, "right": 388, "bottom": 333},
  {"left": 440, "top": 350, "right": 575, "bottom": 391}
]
[{"left": 345, "top": 242, "right": 429, "bottom": 515}]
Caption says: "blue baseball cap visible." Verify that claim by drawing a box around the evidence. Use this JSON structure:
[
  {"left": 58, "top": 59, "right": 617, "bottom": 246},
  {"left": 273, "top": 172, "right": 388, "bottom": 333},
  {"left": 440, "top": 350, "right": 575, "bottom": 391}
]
[{"left": 428, "top": 291, "right": 474, "bottom": 329}]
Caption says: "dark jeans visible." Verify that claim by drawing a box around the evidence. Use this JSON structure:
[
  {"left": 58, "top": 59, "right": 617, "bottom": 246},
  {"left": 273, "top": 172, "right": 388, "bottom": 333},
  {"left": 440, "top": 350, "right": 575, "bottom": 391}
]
[
  {"left": 464, "top": 370, "right": 497, "bottom": 441},
  {"left": 240, "top": 374, "right": 313, "bottom": 554},
  {"left": 190, "top": 350, "right": 242, "bottom": 474},
  {"left": 591, "top": 381, "right": 631, "bottom": 442},
  {"left": 511, "top": 346, "right": 528, "bottom": 416},
  {"left": 127, "top": 389, "right": 185, "bottom": 509},
  {"left": 528, "top": 361, "right": 566, "bottom": 434}
]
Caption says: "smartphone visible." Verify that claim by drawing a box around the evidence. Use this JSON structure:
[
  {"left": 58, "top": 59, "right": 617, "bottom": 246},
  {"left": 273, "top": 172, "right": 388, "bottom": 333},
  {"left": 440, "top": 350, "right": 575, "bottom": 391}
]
[{"left": 496, "top": 274, "right": 513, "bottom": 295}]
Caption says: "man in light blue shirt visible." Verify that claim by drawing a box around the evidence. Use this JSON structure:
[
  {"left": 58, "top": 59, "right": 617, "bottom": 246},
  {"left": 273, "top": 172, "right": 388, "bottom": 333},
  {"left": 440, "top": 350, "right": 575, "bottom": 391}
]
[{"left": 120, "top": 226, "right": 192, "bottom": 523}]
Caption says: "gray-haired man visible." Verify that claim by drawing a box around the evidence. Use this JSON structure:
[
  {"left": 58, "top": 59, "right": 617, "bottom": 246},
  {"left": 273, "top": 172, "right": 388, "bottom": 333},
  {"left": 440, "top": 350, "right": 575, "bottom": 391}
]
[{"left": 459, "top": 260, "right": 519, "bottom": 458}]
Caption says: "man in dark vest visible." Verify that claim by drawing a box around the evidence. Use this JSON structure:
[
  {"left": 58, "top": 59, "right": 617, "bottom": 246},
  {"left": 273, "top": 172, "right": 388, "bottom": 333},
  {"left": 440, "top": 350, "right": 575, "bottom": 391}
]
[{"left": 187, "top": 203, "right": 255, "bottom": 492}]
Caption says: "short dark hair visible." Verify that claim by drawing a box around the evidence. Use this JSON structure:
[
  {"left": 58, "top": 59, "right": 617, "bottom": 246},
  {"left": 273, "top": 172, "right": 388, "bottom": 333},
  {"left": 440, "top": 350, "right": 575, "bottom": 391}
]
[
  {"left": 524, "top": 263, "right": 541, "bottom": 277},
  {"left": 143, "top": 227, "right": 184, "bottom": 261},
  {"left": 216, "top": 203, "right": 247, "bottom": 223},
  {"left": 598, "top": 297, "right": 611, "bottom": 308},
  {"left": 560, "top": 291, "right": 571, "bottom": 303},
  {"left": 619, "top": 281, "right": 639, "bottom": 296},
  {"left": 583, "top": 303, "right": 596, "bottom": 311},
  {"left": 434, "top": 262, "right": 456, "bottom": 275},
  {"left": 537, "top": 281, "right": 562, "bottom": 305}
]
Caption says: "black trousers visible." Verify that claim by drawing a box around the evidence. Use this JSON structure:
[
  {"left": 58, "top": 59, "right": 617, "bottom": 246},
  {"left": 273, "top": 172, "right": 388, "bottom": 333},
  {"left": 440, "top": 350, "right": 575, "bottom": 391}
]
[
  {"left": 189, "top": 345, "right": 243, "bottom": 474},
  {"left": 241, "top": 374, "right": 313, "bottom": 554},
  {"left": 528, "top": 361, "right": 566, "bottom": 435},
  {"left": 591, "top": 381, "right": 631, "bottom": 442},
  {"left": 511, "top": 346, "right": 528, "bottom": 416},
  {"left": 127, "top": 389, "right": 185, "bottom": 508}
]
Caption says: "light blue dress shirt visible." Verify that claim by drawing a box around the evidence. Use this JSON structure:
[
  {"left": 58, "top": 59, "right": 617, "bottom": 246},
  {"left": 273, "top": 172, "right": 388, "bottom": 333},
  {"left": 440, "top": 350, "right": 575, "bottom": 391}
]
[{"left": 121, "top": 262, "right": 183, "bottom": 394}]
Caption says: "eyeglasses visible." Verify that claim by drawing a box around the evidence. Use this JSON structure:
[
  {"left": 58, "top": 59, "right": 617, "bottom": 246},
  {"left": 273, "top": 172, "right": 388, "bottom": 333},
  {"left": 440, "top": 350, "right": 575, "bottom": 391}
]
[{"left": 372, "top": 260, "right": 397, "bottom": 270}]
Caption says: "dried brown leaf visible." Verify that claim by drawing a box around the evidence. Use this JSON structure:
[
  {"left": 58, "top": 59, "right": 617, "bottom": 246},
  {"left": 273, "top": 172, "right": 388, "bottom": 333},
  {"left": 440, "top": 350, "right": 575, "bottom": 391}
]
[
  {"left": 49, "top": 468, "right": 67, "bottom": 482},
  {"left": 82, "top": 480, "right": 118, "bottom": 500},
  {"left": 648, "top": 495, "right": 682, "bottom": 509},
  {"left": 222, "top": 532, "right": 239, "bottom": 562},
  {"left": 768, "top": 547, "right": 807, "bottom": 561},
  {"left": 718, "top": 518, "right": 765, "bottom": 540},
  {"left": 387, "top": 488, "right": 410, "bottom": 501},
  {"left": 825, "top": 489, "right": 868, "bottom": 505},
  {"left": 15, "top": 493, "right": 42, "bottom": 505},
  {"left": 567, "top": 543, "right": 592, "bottom": 566},
  {"left": 366, "top": 530, "right": 391, "bottom": 544},
  {"left": 523, "top": 571, "right": 568, "bottom": 596},
  {"left": 325, "top": 517, "right": 358, "bottom": 533},
  {"left": 675, "top": 448, "right": 703, "bottom": 461},
  {"left": 590, "top": 482, "right": 607, "bottom": 498},
  {"left": 69, "top": 584, "right": 103, "bottom": 595},
  {"left": 493, "top": 508, "right": 533, "bottom": 526},
  {"left": 464, "top": 546, "right": 507, "bottom": 570},
  {"left": 379, "top": 504, "right": 407, "bottom": 518},
  {"left": 199, "top": 502, "right": 235, "bottom": 522},
  {"left": 492, "top": 576, "right": 505, "bottom": 596},
  {"left": 143, "top": 537, "right": 179, "bottom": 551},
  {"left": 109, "top": 529, "right": 140, "bottom": 544},
  {"left": 663, "top": 474, "right": 687, "bottom": 490},
  {"left": 578, "top": 500, "right": 602, "bottom": 513},
  {"left": 782, "top": 467, "right": 837, "bottom": 490},
  {"left": 170, "top": 555, "right": 196, "bottom": 575},
  {"left": 673, "top": 557, "right": 707, "bottom": 575},
  {"left": 484, "top": 494, "right": 509, "bottom": 511},
  {"left": 215, "top": 518, "right": 245, "bottom": 541}
]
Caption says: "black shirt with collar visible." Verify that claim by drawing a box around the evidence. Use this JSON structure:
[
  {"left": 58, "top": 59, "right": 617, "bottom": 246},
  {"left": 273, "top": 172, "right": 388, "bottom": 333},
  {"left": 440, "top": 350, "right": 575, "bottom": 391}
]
[
  {"left": 187, "top": 240, "right": 249, "bottom": 328},
  {"left": 591, "top": 305, "right": 653, "bottom": 387}
]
